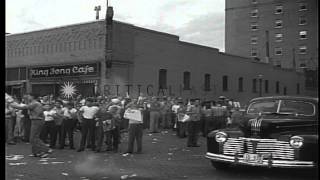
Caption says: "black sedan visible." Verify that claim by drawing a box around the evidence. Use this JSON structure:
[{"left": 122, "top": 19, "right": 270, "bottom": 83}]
[{"left": 205, "top": 96, "right": 318, "bottom": 169}]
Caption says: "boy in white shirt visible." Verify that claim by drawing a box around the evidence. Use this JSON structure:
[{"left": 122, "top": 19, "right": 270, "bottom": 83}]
[
  {"left": 77, "top": 98, "right": 99, "bottom": 152},
  {"left": 42, "top": 104, "right": 57, "bottom": 148}
]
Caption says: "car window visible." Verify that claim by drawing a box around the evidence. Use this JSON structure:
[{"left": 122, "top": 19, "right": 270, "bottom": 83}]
[
  {"left": 247, "top": 100, "right": 279, "bottom": 114},
  {"left": 279, "top": 100, "right": 315, "bottom": 116}
]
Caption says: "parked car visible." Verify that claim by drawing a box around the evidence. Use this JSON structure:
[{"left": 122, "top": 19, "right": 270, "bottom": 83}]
[{"left": 205, "top": 96, "right": 318, "bottom": 169}]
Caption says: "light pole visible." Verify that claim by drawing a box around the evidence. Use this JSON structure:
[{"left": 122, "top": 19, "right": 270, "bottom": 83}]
[{"left": 258, "top": 74, "right": 263, "bottom": 97}]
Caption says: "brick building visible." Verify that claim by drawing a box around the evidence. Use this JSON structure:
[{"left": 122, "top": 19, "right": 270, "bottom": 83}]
[
  {"left": 225, "top": 0, "right": 318, "bottom": 70},
  {"left": 5, "top": 20, "right": 310, "bottom": 105}
]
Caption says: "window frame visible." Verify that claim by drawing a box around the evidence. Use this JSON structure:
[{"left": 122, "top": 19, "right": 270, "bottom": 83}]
[
  {"left": 264, "top": 80, "right": 269, "bottom": 93},
  {"left": 251, "top": 36, "right": 258, "bottom": 44},
  {"left": 275, "top": 19, "right": 283, "bottom": 28},
  {"left": 204, "top": 73, "right": 211, "bottom": 91},
  {"left": 275, "top": 33, "right": 283, "bottom": 42},
  {"left": 276, "top": 81, "right": 280, "bottom": 94},
  {"left": 299, "top": 16, "right": 307, "bottom": 25},
  {"left": 296, "top": 83, "right": 300, "bottom": 94},
  {"left": 274, "top": 47, "right": 283, "bottom": 55},
  {"left": 298, "top": 45, "right": 307, "bottom": 54},
  {"left": 183, "top": 71, "right": 191, "bottom": 90},
  {"left": 251, "top": 23, "right": 259, "bottom": 31},
  {"left": 252, "top": 78, "right": 257, "bottom": 93},
  {"left": 238, "top": 77, "right": 244, "bottom": 92},
  {"left": 275, "top": 5, "right": 283, "bottom": 14},
  {"left": 251, "top": 48, "right": 258, "bottom": 57},
  {"left": 298, "top": 3, "right": 307, "bottom": 11},
  {"left": 158, "top": 69, "right": 167, "bottom": 89},
  {"left": 222, "top": 75, "right": 228, "bottom": 92},
  {"left": 299, "top": 30, "right": 307, "bottom": 40},
  {"left": 251, "top": 9, "right": 259, "bottom": 17}
]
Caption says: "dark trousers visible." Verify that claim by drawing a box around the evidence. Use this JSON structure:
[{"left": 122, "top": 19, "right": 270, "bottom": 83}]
[
  {"left": 61, "top": 119, "right": 75, "bottom": 148},
  {"left": 177, "top": 121, "right": 187, "bottom": 138},
  {"left": 203, "top": 116, "right": 215, "bottom": 137},
  {"left": 127, "top": 123, "right": 143, "bottom": 153},
  {"left": 96, "top": 125, "right": 120, "bottom": 151},
  {"left": 41, "top": 121, "right": 56, "bottom": 148},
  {"left": 213, "top": 116, "right": 227, "bottom": 130},
  {"left": 30, "top": 120, "right": 49, "bottom": 155},
  {"left": 23, "top": 117, "right": 31, "bottom": 142},
  {"left": 187, "top": 121, "right": 200, "bottom": 146},
  {"left": 79, "top": 118, "right": 96, "bottom": 150},
  {"left": 6, "top": 117, "right": 14, "bottom": 143},
  {"left": 161, "top": 112, "right": 172, "bottom": 129},
  {"left": 53, "top": 124, "right": 64, "bottom": 148}
]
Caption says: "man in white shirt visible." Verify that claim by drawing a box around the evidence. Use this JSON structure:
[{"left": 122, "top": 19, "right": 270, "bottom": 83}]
[
  {"left": 125, "top": 99, "right": 144, "bottom": 154},
  {"left": 61, "top": 102, "right": 77, "bottom": 149},
  {"left": 77, "top": 98, "right": 99, "bottom": 152}
]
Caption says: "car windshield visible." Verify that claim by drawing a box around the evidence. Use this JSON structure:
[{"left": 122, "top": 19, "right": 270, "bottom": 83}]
[
  {"left": 279, "top": 100, "right": 315, "bottom": 116},
  {"left": 247, "top": 100, "right": 279, "bottom": 114}
]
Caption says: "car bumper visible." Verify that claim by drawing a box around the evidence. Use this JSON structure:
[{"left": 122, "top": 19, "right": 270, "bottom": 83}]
[{"left": 205, "top": 152, "right": 316, "bottom": 168}]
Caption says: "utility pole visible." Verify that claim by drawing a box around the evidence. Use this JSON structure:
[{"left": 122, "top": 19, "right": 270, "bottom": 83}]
[
  {"left": 258, "top": 74, "right": 263, "bottom": 97},
  {"left": 292, "top": 48, "right": 296, "bottom": 71},
  {"left": 265, "top": 30, "right": 270, "bottom": 64},
  {"left": 94, "top": 6, "right": 101, "bottom": 20},
  {"left": 105, "top": 3, "right": 114, "bottom": 76},
  {"left": 100, "top": 0, "right": 114, "bottom": 95}
]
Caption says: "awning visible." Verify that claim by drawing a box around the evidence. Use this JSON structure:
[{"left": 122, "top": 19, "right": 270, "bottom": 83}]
[{"left": 6, "top": 80, "right": 26, "bottom": 86}]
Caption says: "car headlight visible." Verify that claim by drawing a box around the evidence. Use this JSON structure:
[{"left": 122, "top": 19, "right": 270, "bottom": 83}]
[
  {"left": 215, "top": 132, "right": 228, "bottom": 143},
  {"left": 289, "top": 136, "right": 304, "bottom": 148}
]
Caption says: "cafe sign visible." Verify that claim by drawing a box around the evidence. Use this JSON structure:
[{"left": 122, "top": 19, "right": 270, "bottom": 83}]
[{"left": 29, "top": 63, "right": 99, "bottom": 79}]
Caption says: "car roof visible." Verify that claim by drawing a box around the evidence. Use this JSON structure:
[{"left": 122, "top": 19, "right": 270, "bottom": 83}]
[{"left": 250, "top": 96, "right": 318, "bottom": 103}]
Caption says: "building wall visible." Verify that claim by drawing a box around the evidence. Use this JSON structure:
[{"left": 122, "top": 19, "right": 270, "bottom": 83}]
[
  {"left": 5, "top": 19, "right": 308, "bottom": 105},
  {"left": 129, "top": 26, "right": 306, "bottom": 105},
  {"left": 225, "top": 0, "right": 318, "bottom": 70}
]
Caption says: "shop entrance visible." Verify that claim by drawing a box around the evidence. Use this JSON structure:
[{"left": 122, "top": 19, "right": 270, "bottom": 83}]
[{"left": 32, "top": 83, "right": 96, "bottom": 98}]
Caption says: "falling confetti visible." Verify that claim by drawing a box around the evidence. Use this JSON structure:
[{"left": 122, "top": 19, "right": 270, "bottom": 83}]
[
  {"left": 120, "top": 175, "right": 129, "bottom": 179},
  {"left": 129, "top": 174, "right": 137, "bottom": 177},
  {"left": 51, "top": 162, "right": 65, "bottom": 164},
  {"left": 61, "top": 172, "right": 69, "bottom": 176},
  {"left": 39, "top": 162, "right": 49, "bottom": 165},
  {"left": 6, "top": 155, "right": 24, "bottom": 161},
  {"left": 9, "top": 162, "right": 27, "bottom": 166}
]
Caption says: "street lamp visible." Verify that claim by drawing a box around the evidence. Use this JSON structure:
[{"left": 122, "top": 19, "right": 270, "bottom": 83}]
[{"left": 258, "top": 74, "right": 263, "bottom": 97}]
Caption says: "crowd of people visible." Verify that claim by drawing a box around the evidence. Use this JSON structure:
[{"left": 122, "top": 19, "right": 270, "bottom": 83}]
[{"left": 5, "top": 92, "right": 242, "bottom": 158}]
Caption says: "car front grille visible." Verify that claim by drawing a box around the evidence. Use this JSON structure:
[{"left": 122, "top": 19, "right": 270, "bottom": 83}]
[{"left": 223, "top": 138, "right": 295, "bottom": 160}]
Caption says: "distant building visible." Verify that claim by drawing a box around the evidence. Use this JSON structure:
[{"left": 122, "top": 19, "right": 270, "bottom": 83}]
[
  {"left": 225, "top": 0, "right": 318, "bottom": 71},
  {"left": 5, "top": 19, "right": 314, "bottom": 104}
]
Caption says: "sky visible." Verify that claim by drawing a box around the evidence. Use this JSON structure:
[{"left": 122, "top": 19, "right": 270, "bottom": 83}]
[{"left": 5, "top": 0, "right": 225, "bottom": 51}]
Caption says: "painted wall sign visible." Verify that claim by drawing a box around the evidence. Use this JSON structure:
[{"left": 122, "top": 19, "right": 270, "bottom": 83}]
[{"left": 29, "top": 63, "right": 99, "bottom": 79}]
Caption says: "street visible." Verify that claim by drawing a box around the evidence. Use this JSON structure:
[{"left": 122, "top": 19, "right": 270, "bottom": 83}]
[{"left": 6, "top": 130, "right": 318, "bottom": 180}]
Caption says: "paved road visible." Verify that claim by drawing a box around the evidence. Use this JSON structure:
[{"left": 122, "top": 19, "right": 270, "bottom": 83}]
[{"left": 5, "top": 130, "right": 318, "bottom": 180}]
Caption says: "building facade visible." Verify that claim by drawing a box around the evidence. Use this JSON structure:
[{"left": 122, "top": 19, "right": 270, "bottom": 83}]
[
  {"left": 225, "top": 0, "right": 318, "bottom": 70},
  {"left": 5, "top": 20, "right": 311, "bottom": 105}
]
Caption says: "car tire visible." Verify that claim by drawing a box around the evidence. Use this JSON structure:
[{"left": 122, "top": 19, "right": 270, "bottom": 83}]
[{"left": 211, "top": 161, "right": 230, "bottom": 170}]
